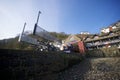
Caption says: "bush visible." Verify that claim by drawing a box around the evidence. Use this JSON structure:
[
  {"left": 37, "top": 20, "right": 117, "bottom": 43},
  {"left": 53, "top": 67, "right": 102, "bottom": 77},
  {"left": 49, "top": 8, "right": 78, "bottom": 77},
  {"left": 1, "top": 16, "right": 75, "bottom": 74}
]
[
  {"left": 86, "top": 47, "right": 120, "bottom": 57},
  {"left": 0, "top": 49, "right": 83, "bottom": 80}
]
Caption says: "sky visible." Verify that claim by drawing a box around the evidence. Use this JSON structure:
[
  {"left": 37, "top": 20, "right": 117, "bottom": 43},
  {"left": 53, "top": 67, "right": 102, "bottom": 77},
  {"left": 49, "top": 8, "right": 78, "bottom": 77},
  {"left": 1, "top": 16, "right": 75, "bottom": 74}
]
[{"left": 0, "top": 0, "right": 120, "bottom": 40}]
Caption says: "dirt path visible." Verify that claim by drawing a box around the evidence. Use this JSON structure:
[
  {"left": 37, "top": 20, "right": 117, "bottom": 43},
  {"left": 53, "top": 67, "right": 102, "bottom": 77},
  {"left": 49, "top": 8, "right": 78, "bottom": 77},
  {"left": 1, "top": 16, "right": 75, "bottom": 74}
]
[{"left": 57, "top": 58, "right": 120, "bottom": 80}]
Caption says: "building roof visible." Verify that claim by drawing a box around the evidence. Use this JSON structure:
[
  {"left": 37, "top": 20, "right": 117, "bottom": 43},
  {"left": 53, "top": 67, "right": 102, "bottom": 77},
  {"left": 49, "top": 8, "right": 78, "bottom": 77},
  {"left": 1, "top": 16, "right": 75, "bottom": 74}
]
[{"left": 64, "top": 34, "right": 81, "bottom": 44}]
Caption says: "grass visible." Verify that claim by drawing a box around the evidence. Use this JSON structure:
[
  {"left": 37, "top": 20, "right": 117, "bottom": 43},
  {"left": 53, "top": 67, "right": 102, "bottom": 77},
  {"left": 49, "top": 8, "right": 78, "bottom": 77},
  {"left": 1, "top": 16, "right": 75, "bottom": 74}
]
[
  {"left": 86, "top": 47, "right": 120, "bottom": 57},
  {"left": 0, "top": 49, "right": 83, "bottom": 80}
]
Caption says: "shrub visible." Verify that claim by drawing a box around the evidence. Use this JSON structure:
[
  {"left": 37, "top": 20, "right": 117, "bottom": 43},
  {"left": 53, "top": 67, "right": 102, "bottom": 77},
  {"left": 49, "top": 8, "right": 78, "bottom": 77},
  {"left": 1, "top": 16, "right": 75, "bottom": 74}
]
[
  {"left": 86, "top": 47, "right": 120, "bottom": 57},
  {"left": 0, "top": 49, "right": 83, "bottom": 80}
]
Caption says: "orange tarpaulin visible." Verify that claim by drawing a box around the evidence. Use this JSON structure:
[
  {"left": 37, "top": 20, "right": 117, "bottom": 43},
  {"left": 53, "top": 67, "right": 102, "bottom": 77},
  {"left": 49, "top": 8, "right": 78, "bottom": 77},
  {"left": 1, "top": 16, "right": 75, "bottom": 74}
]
[{"left": 78, "top": 41, "right": 86, "bottom": 53}]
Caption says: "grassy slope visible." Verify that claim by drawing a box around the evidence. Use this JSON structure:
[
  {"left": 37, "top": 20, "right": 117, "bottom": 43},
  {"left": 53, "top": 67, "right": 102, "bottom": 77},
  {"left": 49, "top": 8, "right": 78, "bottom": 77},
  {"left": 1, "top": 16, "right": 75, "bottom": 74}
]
[{"left": 0, "top": 49, "right": 82, "bottom": 80}]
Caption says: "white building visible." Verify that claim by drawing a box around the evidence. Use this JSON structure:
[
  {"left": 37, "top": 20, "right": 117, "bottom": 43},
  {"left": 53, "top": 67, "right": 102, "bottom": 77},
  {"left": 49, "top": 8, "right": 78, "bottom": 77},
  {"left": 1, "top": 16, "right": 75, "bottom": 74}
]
[
  {"left": 101, "top": 26, "right": 117, "bottom": 34},
  {"left": 112, "top": 26, "right": 117, "bottom": 29},
  {"left": 101, "top": 27, "right": 110, "bottom": 33},
  {"left": 80, "top": 32, "right": 90, "bottom": 35}
]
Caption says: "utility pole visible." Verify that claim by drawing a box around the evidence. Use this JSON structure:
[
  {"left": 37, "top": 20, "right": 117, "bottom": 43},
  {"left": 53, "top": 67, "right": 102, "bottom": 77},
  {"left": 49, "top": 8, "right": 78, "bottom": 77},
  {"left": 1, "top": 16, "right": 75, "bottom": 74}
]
[
  {"left": 33, "top": 11, "right": 41, "bottom": 35},
  {"left": 22, "top": 22, "right": 26, "bottom": 35},
  {"left": 36, "top": 11, "right": 41, "bottom": 25},
  {"left": 18, "top": 22, "right": 26, "bottom": 42}
]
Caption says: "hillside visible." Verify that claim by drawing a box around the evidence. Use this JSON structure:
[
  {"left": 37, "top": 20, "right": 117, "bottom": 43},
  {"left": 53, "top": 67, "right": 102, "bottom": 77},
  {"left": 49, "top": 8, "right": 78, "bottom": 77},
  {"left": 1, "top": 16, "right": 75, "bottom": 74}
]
[
  {"left": 0, "top": 49, "right": 83, "bottom": 80},
  {"left": 0, "top": 32, "right": 69, "bottom": 50}
]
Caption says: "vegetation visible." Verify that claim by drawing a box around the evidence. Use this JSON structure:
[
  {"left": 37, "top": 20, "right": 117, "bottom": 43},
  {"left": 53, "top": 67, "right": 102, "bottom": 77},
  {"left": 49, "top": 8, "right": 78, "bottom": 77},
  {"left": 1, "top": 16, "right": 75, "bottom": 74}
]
[
  {"left": 86, "top": 47, "right": 120, "bottom": 57},
  {"left": 0, "top": 32, "right": 69, "bottom": 50},
  {"left": 49, "top": 32, "right": 69, "bottom": 41},
  {"left": 0, "top": 36, "right": 32, "bottom": 50},
  {"left": 0, "top": 49, "right": 82, "bottom": 80}
]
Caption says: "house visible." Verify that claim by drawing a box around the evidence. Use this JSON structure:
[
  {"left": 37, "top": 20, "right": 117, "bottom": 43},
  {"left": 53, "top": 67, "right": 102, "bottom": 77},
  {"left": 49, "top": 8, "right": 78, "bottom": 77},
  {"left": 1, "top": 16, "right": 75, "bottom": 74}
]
[
  {"left": 101, "top": 21, "right": 120, "bottom": 34},
  {"left": 85, "top": 21, "right": 120, "bottom": 50},
  {"left": 64, "top": 34, "right": 81, "bottom": 45},
  {"left": 62, "top": 34, "right": 86, "bottom": 53},
  {"left": 62, "top": 21, "right": 120, "bottom": 51},
  {"left": 101, "top": 27, "right": 110, "bottom": 33},
  {"left": 80, "top": 32, "right": 90, "bottom": 35}
]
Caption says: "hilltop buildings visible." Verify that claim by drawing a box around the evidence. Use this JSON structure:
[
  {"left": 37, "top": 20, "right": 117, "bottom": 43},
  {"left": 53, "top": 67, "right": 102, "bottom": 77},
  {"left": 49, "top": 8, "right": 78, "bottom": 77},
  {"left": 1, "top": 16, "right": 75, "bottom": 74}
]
[{"left": 63, "top": 20, "right": 120, "bottom": 52}]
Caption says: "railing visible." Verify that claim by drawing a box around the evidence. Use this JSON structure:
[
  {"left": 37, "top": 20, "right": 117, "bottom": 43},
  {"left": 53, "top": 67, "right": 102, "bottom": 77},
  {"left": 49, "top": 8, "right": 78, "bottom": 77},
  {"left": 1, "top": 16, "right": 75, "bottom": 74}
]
[
  {"left": 85, "top": 34, "right": 120, "bottom": 42},
  {"left": 86, "top": 39, "right": 120, "bottom": 47}
]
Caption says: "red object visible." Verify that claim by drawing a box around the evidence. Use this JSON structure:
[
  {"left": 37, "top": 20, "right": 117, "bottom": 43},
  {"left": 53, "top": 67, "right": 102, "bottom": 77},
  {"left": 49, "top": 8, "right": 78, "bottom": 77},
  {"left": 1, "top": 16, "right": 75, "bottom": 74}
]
[
  {"left": 109, "top": 26, "right": 112, "bottom": 31},
  {"left": 78, "top": 41, "right": 86, "bottom": 54}
]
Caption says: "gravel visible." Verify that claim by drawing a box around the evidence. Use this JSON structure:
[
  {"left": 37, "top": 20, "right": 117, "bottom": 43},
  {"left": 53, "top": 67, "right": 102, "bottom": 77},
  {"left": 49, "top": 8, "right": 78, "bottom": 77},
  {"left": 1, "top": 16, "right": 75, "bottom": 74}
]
[{"left": 57, "top": 57, "right": 120, "bottom": 80}]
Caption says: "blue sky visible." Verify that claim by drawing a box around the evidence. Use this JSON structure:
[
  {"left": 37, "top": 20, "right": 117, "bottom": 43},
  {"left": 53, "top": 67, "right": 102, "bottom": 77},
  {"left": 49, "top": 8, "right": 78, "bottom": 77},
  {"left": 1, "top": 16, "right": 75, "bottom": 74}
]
[{"left": 0, "top": 0, "right": 120, "bottom": 39}]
